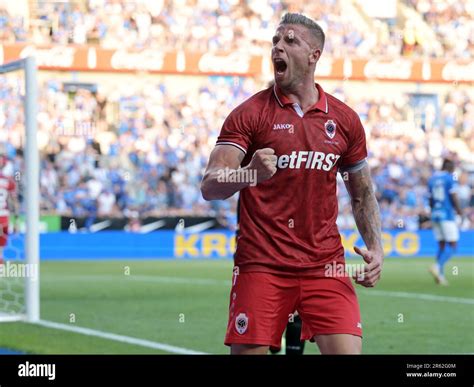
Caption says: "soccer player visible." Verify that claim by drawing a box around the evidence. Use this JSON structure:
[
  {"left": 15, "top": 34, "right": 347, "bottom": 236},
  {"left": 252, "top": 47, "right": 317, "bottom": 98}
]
[
  {"left": 284, "top": 312, "right": 306, "bottom": 355},
  {"left": 201, "top": 13, "right": 383, "bottom": 355},
  {"left": 428, "top": 159, "right": 463, "bottom": 286},
  {"left": 0, "top": 155, "right": 16, "bottom": 265}
]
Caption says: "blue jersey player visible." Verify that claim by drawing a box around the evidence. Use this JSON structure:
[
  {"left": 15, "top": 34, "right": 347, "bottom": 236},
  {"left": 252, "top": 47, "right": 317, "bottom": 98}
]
[{"left": 428, "top": 159, "right": 463, "bottom": 285}]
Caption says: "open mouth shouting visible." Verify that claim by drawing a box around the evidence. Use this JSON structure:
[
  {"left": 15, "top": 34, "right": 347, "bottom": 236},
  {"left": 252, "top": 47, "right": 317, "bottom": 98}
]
[{"left": 273, "top": 57, "right": 288, "bottom": 79}]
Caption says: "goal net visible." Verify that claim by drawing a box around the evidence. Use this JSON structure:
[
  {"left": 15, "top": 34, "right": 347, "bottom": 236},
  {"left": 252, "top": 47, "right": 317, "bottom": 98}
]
[{"left": 0, "top": 58, "right": 39, "bottom": 323}]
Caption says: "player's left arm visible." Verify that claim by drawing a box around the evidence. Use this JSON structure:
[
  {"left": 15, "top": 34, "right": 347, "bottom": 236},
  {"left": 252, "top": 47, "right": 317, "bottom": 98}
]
[
  {"left": 7, "top": 193, "right": 18, "bottom": 215},
  {"left": 344, "top": 164, "right": 384, "bottom": 287},
  {"left": 428, "top": 188, "right": 434, "bottom": 209},
  {"left": 9, "top": 179, "right": 18, "bottom": 213}
]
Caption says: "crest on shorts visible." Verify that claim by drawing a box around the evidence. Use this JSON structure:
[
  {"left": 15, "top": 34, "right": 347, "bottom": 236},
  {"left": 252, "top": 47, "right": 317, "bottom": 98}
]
[
  {"left": 324, "top": 119, "right": 336, "bottom": 139},
  {"left": 235, "top": 313, "right": 248, "bottom": 335}
]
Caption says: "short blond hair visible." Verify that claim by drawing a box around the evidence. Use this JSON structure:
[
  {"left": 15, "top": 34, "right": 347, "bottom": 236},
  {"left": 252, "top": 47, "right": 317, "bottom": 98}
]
[{"left": 280, "top": 13, "right": 325, "bottom": 51}]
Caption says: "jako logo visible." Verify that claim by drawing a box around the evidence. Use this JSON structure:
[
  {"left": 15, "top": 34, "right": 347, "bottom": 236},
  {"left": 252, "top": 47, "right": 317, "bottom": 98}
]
[
  {"left": 273, "top": 123, "right": 294, "bottom": 133},
  {"left": 277, "top": 151, "right": 340, "bottom": 171}
]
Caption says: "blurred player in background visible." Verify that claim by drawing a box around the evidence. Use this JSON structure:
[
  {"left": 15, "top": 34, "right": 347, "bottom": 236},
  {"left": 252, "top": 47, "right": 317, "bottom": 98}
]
[
  {"left": 201, "top": 13, "right": 383, "bottom": 355},
  {"left": 284, "top": 313, "right": 305, "bottom": 355},
  {"left": 0, "top": 155, "right": 16, "bottom": 265},
  {"left": 428, "top": 159, "right": 463, "bottom": 286}
]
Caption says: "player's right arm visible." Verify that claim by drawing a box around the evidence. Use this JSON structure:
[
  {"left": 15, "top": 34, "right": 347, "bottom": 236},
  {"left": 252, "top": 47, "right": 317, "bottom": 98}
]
[
  {"left": 447, "top": 174, "right": 463, "bottom": 217},
  {"left": 449, "top": 191, "right": 463, "bottom": 217},
  {"left": 201, "top": 146, "right": 277, "bottom": 201}
]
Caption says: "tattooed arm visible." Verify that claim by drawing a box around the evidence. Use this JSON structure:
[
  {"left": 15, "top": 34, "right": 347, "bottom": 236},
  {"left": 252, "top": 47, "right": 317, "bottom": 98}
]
[{"left": 343, "top": 163, "right": 384, "bottom": 287}]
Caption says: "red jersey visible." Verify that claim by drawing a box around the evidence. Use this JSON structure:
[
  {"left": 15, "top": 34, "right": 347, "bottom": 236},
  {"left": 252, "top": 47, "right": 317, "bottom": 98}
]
[
  {"left": 0, "top": 174, "right": 15, "bottom": 217},
  {"left": 216, "top": 83, "right": 367, "bottom": 275}
]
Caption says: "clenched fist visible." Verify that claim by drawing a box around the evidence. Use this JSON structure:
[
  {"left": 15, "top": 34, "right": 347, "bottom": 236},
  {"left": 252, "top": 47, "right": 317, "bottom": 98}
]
[{"left": 246, "top": 148, "right": 277, "bottom": 184}]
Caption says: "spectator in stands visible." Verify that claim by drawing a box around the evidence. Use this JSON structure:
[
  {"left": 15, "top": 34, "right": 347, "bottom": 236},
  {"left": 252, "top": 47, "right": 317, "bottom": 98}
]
[{"left": 1, "top": 0, "right": 471, "bottom": 58}]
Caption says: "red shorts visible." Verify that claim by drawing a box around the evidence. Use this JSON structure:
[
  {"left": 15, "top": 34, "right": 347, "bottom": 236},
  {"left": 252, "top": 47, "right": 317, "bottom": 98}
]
[
  {"left": 0, "top": 217, "right": 8, "bottom": 247},
  {"left": 224, "top": 269, "right": 362, "bottom": 350}
]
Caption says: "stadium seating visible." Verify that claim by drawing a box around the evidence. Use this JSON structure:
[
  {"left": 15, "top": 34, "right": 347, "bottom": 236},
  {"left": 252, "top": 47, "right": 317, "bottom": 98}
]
[
  {"left": 0, "top": 0, "right": 472, "bottom": 229},
  {"left": 0, "top": 0, "right": 471, "bottom": 58}
]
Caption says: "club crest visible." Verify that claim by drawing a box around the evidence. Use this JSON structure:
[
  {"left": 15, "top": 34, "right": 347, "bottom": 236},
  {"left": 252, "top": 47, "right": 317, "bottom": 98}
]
[
  {"left": 235, "top": 313, "right": 248, "bottom": 334},
  {"left": 324, "top": 119, "right": 336, "bottom": 139}
]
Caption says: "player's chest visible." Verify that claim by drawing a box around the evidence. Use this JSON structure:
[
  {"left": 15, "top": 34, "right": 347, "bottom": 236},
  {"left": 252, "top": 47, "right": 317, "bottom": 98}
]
[{"left": 253, "top": 113, "right": 348, "bottom": 158}]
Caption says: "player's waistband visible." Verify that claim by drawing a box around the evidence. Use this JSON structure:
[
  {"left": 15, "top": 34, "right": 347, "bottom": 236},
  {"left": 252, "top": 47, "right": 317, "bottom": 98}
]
[{"left": 234, "top": 261, "right": 346, "bottom": 278}]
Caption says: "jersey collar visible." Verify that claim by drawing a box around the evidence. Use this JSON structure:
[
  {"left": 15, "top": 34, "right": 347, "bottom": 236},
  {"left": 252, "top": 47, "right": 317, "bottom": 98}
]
[{"left": 273, "top": 83, "right": 328, "bottom": 114}]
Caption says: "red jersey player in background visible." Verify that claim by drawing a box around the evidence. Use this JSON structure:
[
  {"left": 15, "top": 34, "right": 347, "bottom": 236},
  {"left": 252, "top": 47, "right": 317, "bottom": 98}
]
[
  {"left": 201, "top": 13, "right": 383, "bottom": 355},
  {"left": 0, "top": 155, "right": 16, "bottom": 265}
]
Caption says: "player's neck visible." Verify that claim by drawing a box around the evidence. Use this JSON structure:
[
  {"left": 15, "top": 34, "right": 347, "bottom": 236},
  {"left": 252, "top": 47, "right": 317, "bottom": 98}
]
[{"left": 279, "top": 80, "right": 319, "bottom": 113}]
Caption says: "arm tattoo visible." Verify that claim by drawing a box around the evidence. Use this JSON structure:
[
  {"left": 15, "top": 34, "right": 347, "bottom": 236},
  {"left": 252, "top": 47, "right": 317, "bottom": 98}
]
[{"left": 344, "top": 165, "right": 383, "bottom": 253}]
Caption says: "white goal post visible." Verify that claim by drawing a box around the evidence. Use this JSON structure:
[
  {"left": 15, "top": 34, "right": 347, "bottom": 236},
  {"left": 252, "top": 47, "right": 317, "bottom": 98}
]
[{"left": 0, "top": 57, "right": 39, "bottom": 323}]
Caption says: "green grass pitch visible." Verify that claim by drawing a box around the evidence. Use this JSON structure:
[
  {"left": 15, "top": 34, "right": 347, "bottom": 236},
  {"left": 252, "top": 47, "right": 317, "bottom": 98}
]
[{"left": 0, "top": 258, "right": 473, "bottom": 354}]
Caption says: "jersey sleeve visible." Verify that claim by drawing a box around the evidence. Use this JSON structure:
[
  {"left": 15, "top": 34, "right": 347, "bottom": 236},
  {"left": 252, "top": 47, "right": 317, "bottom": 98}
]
[
  {"left": 339, "top": 112, "right": 368, "bottom": 172},
  {"left": 8, "top": 178, "right": 15, "bottom": 192},
  {"left": 216, "top": 104, "right": 255, "bottom": 155},
  {"left": 447, "top": 174, "right": 458, "bottom": 194}
]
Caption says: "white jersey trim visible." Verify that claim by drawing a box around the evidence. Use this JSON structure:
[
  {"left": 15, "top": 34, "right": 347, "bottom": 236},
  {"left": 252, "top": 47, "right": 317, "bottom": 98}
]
[
  {"left": 215, "top": 142, "right": 247, "bottom": 154},
  {"left": 339, "top": 158, "right": 367, "bottom": 173}
]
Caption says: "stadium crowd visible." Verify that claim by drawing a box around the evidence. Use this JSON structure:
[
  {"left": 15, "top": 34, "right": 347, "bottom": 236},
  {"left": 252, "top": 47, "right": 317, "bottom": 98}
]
[
  {"left": 0, "top": 0, "right": 472, "bottom": 58},
  {"left": 0, "top": 74, "right": 472, "bottom": 230},
  {"left": 0, "top": 0, "right": 472, "bottom": 230},
  {"left": 405, "top": 0, "right": 474, "bottom": 58}
]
